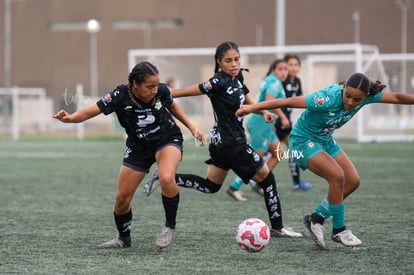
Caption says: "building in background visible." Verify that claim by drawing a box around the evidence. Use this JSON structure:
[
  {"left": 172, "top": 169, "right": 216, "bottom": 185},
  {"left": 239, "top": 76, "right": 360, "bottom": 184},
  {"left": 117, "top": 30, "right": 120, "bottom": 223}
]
[{"left": 0, "top": 0, "right": 412, "bottom": 101}]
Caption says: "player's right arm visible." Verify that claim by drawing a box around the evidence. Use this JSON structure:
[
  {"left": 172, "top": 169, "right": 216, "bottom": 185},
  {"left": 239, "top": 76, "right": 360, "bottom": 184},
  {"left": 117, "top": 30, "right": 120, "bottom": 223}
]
[
  {"left": 236, "top": 96, "right": 307, "bottom": 116},
  {"left": 53, "top": 104, "right": 102, "bottom": 123},
  {"left": 171, "top": 85, "right": 203, "bottom": 98}
]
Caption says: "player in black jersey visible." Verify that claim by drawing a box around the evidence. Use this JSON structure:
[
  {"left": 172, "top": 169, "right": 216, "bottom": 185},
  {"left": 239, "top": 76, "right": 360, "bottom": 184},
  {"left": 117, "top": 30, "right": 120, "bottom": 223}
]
[
  {"left": 53, "top": 61, "right": 204, "bottom": 249},
  {"left": 144, "top": 42, "right": 303, "bottom": 238},
  {"left": 276, "top": 54, "right": 312, "bottom": 190}
]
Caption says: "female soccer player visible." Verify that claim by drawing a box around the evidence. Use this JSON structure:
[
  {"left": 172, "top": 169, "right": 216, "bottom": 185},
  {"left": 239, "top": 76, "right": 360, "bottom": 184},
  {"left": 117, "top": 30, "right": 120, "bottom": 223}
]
[
  {"left": 236, "top": 72, "right": 414, "bottom": 248},
  {"left": 226, "top": 59, "right": 290, "bottom": 201},
  {"left": 277, "top": 54, "right": 312, "bottom": 191},
  {"left": 145, "top": 41, "right": 302, "bottom": 238},
  {"left": 53, "top": 61, "right": 204, "bottom": 249}
]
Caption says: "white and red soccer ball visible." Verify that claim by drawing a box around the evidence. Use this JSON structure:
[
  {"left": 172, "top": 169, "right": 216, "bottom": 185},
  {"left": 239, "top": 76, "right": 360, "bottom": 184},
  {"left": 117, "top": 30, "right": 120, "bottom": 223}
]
[{"left": 235, "top": 218, "right": 270, "bottom": 252}]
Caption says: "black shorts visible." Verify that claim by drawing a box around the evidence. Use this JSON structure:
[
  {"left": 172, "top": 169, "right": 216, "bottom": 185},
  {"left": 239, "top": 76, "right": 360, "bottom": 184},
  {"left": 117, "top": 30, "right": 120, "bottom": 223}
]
[
  {"left": 205, "top": 143, "right": 264, "bottom": 184},
  {"left": 275, "top": 118, "right": 292, "bottom": 141},
  {"left": 122, "top": 132, "right": 183, "bottom": 173}
]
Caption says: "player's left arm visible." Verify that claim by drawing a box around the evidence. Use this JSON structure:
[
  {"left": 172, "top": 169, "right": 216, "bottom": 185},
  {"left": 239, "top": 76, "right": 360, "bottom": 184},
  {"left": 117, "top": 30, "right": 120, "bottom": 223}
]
[
  {"left": 168, "top": 101, "right": 205, "bottom": 146},
  {"left": 380, "top": 92, "right": 414, "bottom": 105}
]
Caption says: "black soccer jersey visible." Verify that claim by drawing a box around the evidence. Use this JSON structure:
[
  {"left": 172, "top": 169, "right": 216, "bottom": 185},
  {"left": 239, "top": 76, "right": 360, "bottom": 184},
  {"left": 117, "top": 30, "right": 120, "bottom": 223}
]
[
  {"left": 97, "top": 83, "right": 182, "bottom": 148},
  {"left": 198, "top": 71, "right": 249, "bottom": 147},
  {"left": 281, "top": 76, "right": 303, "bottom": 119}
]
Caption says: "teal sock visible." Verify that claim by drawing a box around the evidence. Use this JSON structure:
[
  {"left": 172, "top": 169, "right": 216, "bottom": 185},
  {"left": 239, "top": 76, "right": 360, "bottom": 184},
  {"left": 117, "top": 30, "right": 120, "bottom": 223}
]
[
  {"left": 315, "top": 198, "right": 331, "bottom": 219},
  {"left": 230, "top": 176, "right": 244, "bottom": 190},
  {"left": 329, "top": 202, "right": 345, "bottom": 230}
]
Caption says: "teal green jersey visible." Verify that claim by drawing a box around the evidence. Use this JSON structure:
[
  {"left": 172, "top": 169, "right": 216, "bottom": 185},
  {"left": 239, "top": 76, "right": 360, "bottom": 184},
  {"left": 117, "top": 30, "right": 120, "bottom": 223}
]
[
  {"left": 248, "top": 74, "right": 286, "bottom": 128},
  {"left": 291, "top": 84, "right": 383, "bottom": 143}
]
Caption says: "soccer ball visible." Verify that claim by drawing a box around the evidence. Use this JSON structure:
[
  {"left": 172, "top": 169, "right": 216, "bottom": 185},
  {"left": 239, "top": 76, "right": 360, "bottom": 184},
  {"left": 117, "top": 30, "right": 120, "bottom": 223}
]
[{"left": 235, "top": 218, "right": 270, "bottom": 253}]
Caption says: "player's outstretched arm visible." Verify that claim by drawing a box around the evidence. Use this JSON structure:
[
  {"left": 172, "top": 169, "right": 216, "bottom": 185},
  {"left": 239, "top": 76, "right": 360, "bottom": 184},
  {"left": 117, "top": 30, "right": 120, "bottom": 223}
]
[
  {"left": 381, "top": 92, "right": 414, "bottom": 105},
  {"left": 171, "top": 85, "right": 203, "bottom": 98},
  {"left": 236, "top": 96, "right": 306, "bottom": 116},
  {"left": 53, "top": 104, "right": 101, "bottom": 123}
]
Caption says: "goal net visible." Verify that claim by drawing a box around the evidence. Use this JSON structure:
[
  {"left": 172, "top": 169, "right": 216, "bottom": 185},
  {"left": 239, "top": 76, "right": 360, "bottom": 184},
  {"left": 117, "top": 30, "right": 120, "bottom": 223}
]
[
  {"left": 128, "top": 44, "right": 414, "bottom": 143},
  {"left": 0, "top": 87, "right": 52, "bottom": 140}
]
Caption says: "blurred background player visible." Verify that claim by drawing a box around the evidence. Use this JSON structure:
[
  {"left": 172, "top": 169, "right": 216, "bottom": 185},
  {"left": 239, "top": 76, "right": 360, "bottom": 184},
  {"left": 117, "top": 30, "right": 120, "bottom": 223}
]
[
  {"left": 53, "top": 61, "right": 204, "bottom": 249},
  {"left": 276, "top": 54, "right": 312, "bottom": 191},
  {"left": 226, "top": 59, "right": 290, "bottom": 201}
]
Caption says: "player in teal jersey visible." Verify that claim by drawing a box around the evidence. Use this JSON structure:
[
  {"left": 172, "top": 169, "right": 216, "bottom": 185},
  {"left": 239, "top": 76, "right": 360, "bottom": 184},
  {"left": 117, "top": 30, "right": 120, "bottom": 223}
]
[
  {"left": 236, "top": 72, "right": 414, "bottom": 249},
  {"left": 226, "top": 59, "right": 289, "bottom": 201}
]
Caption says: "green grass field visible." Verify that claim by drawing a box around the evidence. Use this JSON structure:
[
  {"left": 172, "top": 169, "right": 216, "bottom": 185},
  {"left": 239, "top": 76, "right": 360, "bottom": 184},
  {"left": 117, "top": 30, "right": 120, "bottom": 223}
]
[{"left": 0, "top": 138, "right": 413, "bottom": 274}]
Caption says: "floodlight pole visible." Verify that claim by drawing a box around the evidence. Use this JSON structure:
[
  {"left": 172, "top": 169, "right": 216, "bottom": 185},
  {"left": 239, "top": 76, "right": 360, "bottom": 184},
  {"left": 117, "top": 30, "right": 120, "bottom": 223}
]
[
  {"left": 3, "top": 0, "right": 12, "bottom": 130},
  {"left": 87, "top": 19, "right": 101, "bottom": 99},
  {"left": 396, "top": 0, "right": 410, "bottom": 96},
  {"left": 275, "top": 0, "right": 285, "bottom": 58},
  {"left": 352, "top": 10, "right": 360, "bottom": 43}
]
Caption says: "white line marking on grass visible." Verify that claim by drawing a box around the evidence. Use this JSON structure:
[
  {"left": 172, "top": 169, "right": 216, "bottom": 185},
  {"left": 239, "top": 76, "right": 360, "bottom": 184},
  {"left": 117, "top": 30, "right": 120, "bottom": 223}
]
[{"left": 0, "top": 152, "right": 102, "bottom": 158}]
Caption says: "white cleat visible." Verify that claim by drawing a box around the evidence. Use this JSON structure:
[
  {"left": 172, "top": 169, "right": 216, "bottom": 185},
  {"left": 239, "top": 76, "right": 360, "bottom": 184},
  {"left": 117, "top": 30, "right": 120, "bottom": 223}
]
[
  {"left": 143, "top": 169, "right": 159, "bottom": 197},
  {"left": 332, "top": 230, "right": 362, "bottom": 247}
]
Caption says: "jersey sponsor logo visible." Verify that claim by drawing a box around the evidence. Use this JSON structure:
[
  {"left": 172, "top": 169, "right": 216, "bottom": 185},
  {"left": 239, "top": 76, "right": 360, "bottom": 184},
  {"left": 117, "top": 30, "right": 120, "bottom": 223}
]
[
  {"left": 202, "top": 81, "right": 213, "bottom": 91},
  {"left": 226, "top": 86, "right": 234, "bottom": 95},
  {"left": 136, "top": 125, "right": 160, "bottom": 139},
  {"left": 315, "top": 96, "right": 324, "bottom": 106},
  {"left": 154, "top": 99, "right": 162, "bottom": 110},
  {"left": 102, "top": 93, "right": 112, "bottom": 105},
  {"left": 307, "top": 141, "right": 314, "bottom": 148},
  {"left": 124, "top": 147, "right": 132, "bottom": 159}
]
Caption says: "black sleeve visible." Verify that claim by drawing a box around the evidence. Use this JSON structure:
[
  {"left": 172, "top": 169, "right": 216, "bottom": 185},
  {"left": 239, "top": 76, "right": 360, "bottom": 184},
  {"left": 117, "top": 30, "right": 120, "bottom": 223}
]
[{"left": 96, "top": 85, "right": 124, "bottom": 115}]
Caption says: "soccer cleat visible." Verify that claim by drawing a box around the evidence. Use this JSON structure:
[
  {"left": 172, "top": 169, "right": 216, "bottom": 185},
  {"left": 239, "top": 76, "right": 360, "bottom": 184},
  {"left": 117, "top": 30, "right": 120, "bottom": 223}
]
[
  {"left": 332, "top": 229, "right": 362, "bottom": 247},
  {"left": 292, "top": 181, "right": 312, "bottom": 191},
  {"left": 155, "top": 226, "right": 175, "bottom": 249},
  {"left": 271, "top": 227, "right": 303, "bottom": 238},
  {"left": 251, "top": 183, "right": 264, "bottom": 196},
  {"left": 303, "top": 214, "right": 326, "bottom": 249},
  {"left": 226, "top": 187, "right": 247, "bottom": 202},
  {"left": 143, "top": 169, "right": 159, "bottom": 197},
  {"left": 97, "top": 236, "right": 131, "bottom": 248}
]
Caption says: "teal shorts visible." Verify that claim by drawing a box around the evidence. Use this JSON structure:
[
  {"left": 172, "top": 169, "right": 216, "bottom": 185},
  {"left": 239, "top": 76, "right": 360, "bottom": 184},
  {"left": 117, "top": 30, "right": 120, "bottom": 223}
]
[
  {"left": 247, "top": 119, "right": 278, "bottom": 152},
  {"left": 288, "top": 134, "right": 342, "bottom": 170}
]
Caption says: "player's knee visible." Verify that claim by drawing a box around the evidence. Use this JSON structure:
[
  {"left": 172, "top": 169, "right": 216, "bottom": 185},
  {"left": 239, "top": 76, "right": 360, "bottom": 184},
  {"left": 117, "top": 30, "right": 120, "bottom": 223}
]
[
  {"left": 328, "top": 170, "right": 345, "bottom": 189},
  {"left": 158, "top": 172, "right": 175, "bottom": 187},
  {"left": 115, "top": 191, "right": 132, "bottom": 212},
  {"left": 349, "top": 177, "right": 360, "bottom": 190}
]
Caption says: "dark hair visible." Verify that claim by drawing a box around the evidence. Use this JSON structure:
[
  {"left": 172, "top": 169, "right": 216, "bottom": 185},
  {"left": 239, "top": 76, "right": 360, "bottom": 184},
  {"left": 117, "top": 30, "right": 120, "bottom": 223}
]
[
  {"left": 128, "top": 61, "right": 159, "bottom": 88},
  {"left": 266, "top": 59, "right": 286, "bottom": 76},
  {"left": 283, "top": 54, "right": 301, "bottom": 66},
  {"left": 345, "top": 72, "right": 386, "bottom": 96},
  {"left": 214, "top": 41, "right": 249, "bottom": 83},
  {"left": 214, "top": 41, "right": 240, "bottom": 73}
]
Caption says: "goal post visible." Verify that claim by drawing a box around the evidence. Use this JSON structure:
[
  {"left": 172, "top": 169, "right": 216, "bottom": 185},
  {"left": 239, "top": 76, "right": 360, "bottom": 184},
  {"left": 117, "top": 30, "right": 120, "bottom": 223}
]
[
  {"left": 128, "top": 44, "right": 414, "bottom": 143},
  {"left": 0, "top": 87, "right": 50, "bottom": 140}
]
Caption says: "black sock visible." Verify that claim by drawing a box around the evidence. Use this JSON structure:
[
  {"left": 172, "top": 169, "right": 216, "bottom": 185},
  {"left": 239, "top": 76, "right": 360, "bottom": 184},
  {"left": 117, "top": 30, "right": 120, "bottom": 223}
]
[
  {"left": 257, "top": 171, "right": 283, "bottom": 230},
  {"left": 289, "top": 157, "right": 300, "bottom": 184},
  {"left": 332, "top": 226, "right": 346, "bottom": 235},
  {"left": 175, "top": 174, "right": 222, "bottom": 193},
  {"left": 312, "top": 212, "right": 325, "bottom": 225},
  {"left": 114, "top": 210, "right": 132, "bottom": 238},
  {"left": 162, "top": 193, "right": 180, "bottom": 229}
]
